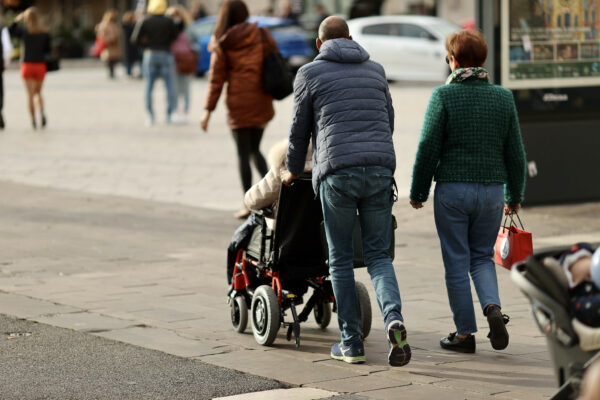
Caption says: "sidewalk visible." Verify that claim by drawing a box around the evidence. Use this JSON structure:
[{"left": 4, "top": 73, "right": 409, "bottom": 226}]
[
  {"left": 1, "top": 67, "right": 599, "bottom": 399},
  {"left": 1, "top": 180, "right": 599, "bottom": 399}
]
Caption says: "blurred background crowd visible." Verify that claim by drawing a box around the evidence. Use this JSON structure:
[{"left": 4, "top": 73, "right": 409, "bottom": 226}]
[{"left": 0, "top": 0, "right": 475, "bottom": 72}]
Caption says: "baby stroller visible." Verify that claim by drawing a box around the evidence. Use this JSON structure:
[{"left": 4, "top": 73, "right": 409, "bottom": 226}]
[
  {"left": 227, "top": 176, "right": 395, "bottom": 347},
  {"left": 511, "top": 245, "right": 600, "bottom": 400}
]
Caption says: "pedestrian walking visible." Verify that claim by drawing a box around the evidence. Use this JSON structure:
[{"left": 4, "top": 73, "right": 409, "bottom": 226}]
[
  {"left": 10, "top": 7, "right": 51, "bottom": 130},
  {"left": 122, "top": 11, "right": 141, "bottom": 78},
  {"left": 409, "top": 30, "right": 527, "bottom": 353},
  {"left": 282, "top": 16, "right": 411, "bottom": 367},
  {"left": 96, "top": 9, "right": 123, "bottom": 79},
  {"left": 201, "top": 0, "right": 276, "bottom": 220},
  {"left": 131, "top": 0, "right": 179, "bottom": 125},
  {"left": 166, "top": 5, "right": 198, "bottom": 123},
  {"left": 0, "top": 14, "right": 13, "bottom": 129}
]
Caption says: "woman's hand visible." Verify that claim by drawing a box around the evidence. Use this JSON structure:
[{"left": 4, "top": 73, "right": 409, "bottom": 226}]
[
  {"left": 504, "top": 204, "right": 521, "bottom": 215},
  {"left": 14, "top": 12, "right": 24, "bottom": 22},
  {"left": 409, "top": 200, "right": 423, "bottom": 209},
  {"left": 200, "top": 111, "right": 211, "bottom": 132}
]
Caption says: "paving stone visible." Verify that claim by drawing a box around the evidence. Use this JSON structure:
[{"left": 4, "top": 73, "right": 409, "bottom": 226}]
[
  {"left": 35, "top": 311, "right": 135, "bottom": 332},
  {"left": 200, "top": 350, "right": 365, "bottom": 386},
  {"left": 308, "top": 373, "right": 413, "bottom": 393},
  {"left": 0, "top": 292, "right": 80, "bottom": 318},
  {"left": 94, "top": 326, "right": 226, "bottom": 358},
  {"left": 358, "top": 383, "right": 489, "bottom": 400}
]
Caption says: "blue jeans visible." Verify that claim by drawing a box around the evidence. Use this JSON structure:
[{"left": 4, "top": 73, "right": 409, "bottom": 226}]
[
  {"left": 434, "top": 182, "right": 504, "bottom": 334},
  {"left": 175, "top": 73, "right": 191, "bottom": 113},
  {"left": 320, "top": 166, "right": 403, "bottom": 345},
  {"left": 142, "top": 51, "right": 176, "bottom": 121}
]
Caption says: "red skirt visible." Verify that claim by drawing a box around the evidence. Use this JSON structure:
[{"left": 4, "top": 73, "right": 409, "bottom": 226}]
[{"left": 21, "top": 62, "right": 47, "bottom": 81}]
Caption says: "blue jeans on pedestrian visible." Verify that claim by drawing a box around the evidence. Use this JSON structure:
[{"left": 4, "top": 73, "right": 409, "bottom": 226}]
[
  {"left": 175, "top": 73, "right": 191, "bottom": 113},
  {"left": 320, "top": 166, "right": 404, "bottom": 345},
  {"left": 142, "top": 51, "right": 176, "bottom": 122},
  {"left": 433, "top": 182, "right": 504, "bottom": 335}
]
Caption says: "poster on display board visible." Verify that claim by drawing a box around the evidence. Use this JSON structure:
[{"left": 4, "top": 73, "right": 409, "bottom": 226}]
[{"left": 501, "top": 0, "right": 600, "bottom": 89}]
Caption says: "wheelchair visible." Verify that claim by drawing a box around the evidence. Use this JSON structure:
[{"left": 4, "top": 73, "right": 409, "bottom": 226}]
[
  {"left": 511, "top": 245, "right": 600, "bottom": 400},
  {"left": 227, "top": 176, "right": 395, "bottom": 348}
]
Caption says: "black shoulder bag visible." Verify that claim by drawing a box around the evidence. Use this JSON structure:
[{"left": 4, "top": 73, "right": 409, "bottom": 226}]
[{"left": 259, "top": 28, "right": 293, "bottom": 100}]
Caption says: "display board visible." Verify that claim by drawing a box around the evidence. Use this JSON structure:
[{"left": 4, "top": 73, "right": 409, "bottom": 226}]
[{"left": 501, "top": 0, "right": 600, "bottom": 89}]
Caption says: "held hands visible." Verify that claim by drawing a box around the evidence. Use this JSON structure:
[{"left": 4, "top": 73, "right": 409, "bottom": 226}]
[
  {"left": 504, "top": 204, "right": 521, "bottom": 215},
  {"left": 281, "top": 170, "right": 299, "bottom": 187},
  {"left": 409, "top": 200, "right": 424, "bottom": 209},
  {"left": 200, "top": 111, "right": 211, "bottom": 132}
]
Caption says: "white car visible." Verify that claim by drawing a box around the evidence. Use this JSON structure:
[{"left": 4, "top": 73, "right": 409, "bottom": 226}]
[{"left": 347, "top": 15, "right": 460, "bottom": 82}]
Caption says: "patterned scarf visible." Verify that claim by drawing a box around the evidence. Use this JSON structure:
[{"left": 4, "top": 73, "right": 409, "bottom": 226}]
[{"left": 446, "top": 67, "right": 489, "bottom": 84}]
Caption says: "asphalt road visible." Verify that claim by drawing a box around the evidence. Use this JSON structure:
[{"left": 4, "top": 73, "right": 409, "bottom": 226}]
[{"left": 0, "top": 313, "right": 284, "bottom": 400}]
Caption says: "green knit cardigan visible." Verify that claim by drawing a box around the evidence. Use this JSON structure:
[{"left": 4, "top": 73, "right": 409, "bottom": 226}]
[{"left": 409, "top": 79, "right": 527, "bottom": 205}]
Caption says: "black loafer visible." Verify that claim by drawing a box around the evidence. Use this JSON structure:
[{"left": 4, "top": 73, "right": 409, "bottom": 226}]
[
  {"left": 487, "top": 305, "right": 509, "bottom": 350},
  {"left": 440, "top": 332, "right": 476, "bottom": 353}
]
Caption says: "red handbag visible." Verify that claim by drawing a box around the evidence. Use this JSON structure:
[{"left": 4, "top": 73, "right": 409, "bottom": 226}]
[
  {"left": 494, "top": 213, "right": 533, "bottom": 270},
  {"left": 90, "top": 37, "right": 106, "bottom": 58}
]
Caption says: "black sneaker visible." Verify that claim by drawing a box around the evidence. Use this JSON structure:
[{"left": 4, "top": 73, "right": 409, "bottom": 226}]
[
  {"left": 440, "top": 332, "right": 476, "bottom": 353},
  {"left": 486, "top": 305, "right": 509, "bottom": 350},
  {"left": 0, "top": 113, "right": 4, "bottom": 129},
  {"left": 385, "top": 312, "right": 411, "bottom": 366}
]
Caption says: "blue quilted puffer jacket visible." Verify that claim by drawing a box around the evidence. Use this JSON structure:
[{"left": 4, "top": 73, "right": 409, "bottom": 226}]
[{"left": 286, "top": 38, "right": 396, "bottom": 194}]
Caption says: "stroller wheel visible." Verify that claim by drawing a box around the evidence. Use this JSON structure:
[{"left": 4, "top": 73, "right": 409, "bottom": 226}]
[
  {"left": 356, "top": 281, "right": 372, "bottom": 340},
  {"left": 230, "top": 295, "right": 248, "bottom": 333},
  {"left": 313, "top": 299, "right": 332, "bottom": 329},
  {"left": 251, "top": 285, "right": 281, "bottom": 346}
]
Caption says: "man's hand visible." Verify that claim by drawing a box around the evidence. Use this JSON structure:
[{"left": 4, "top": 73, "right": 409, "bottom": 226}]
[
  {"left": 200, "top": 111, "right": 211, "bottom": 132},
  {"left": 409, "top": 200, "right": 423, "bottom": 209},
  {"left": 504, "top": 204, "right": 521, "bottom": 215},
  {"left": 281, "top": 170, "right": 299, "bottom": 187}
]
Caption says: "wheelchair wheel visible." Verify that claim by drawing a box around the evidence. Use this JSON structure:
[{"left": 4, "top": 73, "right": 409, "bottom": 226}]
[
  {"left": 230, "top": 295, "right": 248, "bottom": 333},
  {"left": 356, "top": 281, "right": 372, "bottom": 340},
  {"left": 313, "top": 299, "right": 332, "bottom": 329},
  {"left": 251, "top": 285, "right": 281, "bottom": 346}
]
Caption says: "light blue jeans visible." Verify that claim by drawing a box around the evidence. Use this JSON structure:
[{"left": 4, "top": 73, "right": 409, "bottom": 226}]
[
  {"left": 320, "top": 166, "right": 403, "bottom": 345},
  {"left": 434, "top": 182, "right": 504, "bottom": 334},
  {"left": 175, "top": 73, "right": 192, "bottom": 113},
  {"left": 142, "top": 51, "right": 176, "bottom": 122}
]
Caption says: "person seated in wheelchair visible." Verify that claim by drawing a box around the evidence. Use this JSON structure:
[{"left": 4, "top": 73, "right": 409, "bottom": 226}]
[
  {"left": 226, "top": 139, "right": 312, "bottom": 284},
  {"left": 550, "top": 243, "right": 600, "bottom": 327}
]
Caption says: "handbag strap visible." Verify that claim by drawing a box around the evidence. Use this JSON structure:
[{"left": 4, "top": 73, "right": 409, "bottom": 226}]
[{"left": 503, "top": 212, "right": 525, "bottom": 230}]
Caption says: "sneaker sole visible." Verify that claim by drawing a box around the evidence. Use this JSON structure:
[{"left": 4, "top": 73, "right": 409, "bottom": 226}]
[
  {"left": 488, "top": 310, "right": 509, "bottom": 350},
  {"left": 387, "top": 321, "right": 411, "bottom": 367},
  {"left": 330, "top": 352, "right": 366, "bottom": 364}
]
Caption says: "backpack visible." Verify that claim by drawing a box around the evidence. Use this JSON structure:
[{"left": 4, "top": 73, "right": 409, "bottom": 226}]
[{"left": 171, "top": 32, "right": 198, "bottom": 75}]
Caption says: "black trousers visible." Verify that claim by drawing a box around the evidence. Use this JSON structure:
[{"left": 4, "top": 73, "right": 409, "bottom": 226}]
[{"left": 231, "top": 127, "right": 268, "bottom": 193}]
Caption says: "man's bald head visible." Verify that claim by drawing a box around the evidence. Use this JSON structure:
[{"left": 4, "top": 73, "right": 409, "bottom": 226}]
[{"left": 318, "top": 16, "right": 350, "bottom": 42}]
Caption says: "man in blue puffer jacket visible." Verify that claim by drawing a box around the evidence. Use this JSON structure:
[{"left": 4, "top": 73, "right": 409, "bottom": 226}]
[{"left": 282, "top": 16, "right": 410, "bottom": 367}]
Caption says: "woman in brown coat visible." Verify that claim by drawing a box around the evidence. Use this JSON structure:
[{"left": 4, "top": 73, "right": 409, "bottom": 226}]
[
  {"left": 96, "top": 9, "right": 122, "bottom": 79},
  {"left": 201, "top": 0, "right": 277, "bottom": 219}
]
